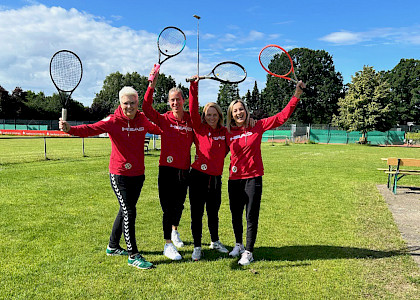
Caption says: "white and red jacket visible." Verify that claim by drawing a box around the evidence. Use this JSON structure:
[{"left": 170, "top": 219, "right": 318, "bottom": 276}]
[
  {"left": 68, "top": 106, "right": 161, "bottom": 176},
  {"left": 143, "top": 87, "right": 193, "bottom": 170},
  {"left": 189, "top": 81, "right": 227, "bottom": 176},
  {"left": 226, "top": 96, "right": 300, "bottom": 180}
]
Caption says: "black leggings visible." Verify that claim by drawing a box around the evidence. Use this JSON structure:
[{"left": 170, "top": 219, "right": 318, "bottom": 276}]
[
  {"left": 189, "top": 168, "right": 222, "bottom": 247},
  {"left": 228, "top": 176, "right": 262, "bottom": 252},
  {"left": 158, "top": 166, "right": 189, "bottom": 240},
  {"left": 109, "top": 173, "right": 145, "bottom": 255}
]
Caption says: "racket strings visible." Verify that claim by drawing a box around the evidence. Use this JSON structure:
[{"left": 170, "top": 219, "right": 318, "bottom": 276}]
[
  {"left": 259, "top": 47, "right": 293, "bottom": 77},
  {"left": 158, "top": 28, "right": 185, "bottom": 55},
  {"left": 213, "top": 63, "right": 246, "bottom": 82},
  {"left": 50, "top": 52, "right": 82, "bottom": 92}
]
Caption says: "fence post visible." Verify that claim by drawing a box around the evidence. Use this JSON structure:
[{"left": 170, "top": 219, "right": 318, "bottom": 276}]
[
  {"left": 291, "top": 124, "right": 296, "bottom": 143},
  {"left": 82, "top": 137, "right": 85, "bottom": 156},
  {"left": 306, "top": 124, "right": 310, "bottom": 141},
  {"left": 44, "top": 137, "right": 47, "bottom": 160}
]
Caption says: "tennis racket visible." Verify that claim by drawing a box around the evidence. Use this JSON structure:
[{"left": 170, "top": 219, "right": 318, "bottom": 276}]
[
  {"left": 49, "top": 50, "right": 83, "bottom": 122},
  {"left": 259, "top": 44, "right": 311, "bottom": 94},
  {"left": 186, "top": 61, "right": 247, "bottom": 84},
  {"left": 148, "top": 26, "right": 186, "bottom": 82}
]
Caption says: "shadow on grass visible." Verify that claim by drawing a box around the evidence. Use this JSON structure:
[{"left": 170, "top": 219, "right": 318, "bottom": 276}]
[
  {"left": 258, "top": 245, "right": 402, "bottom": 261},
  {"left": 229, "top": 245, "right": 404, "bottom": 270},
  {"left": 135, "top": 244, "right": 405, "bottom": 267},
  {"left": 144, "top": 152, "right": 161, "bottom": 158}
]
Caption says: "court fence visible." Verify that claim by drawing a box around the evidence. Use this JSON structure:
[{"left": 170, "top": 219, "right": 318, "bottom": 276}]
[
  {"left": 1, "top": 119, "right": 419, "bottom": 146},
  {"left": 262, "top": 124, "right": 419, "bottom": 145}
]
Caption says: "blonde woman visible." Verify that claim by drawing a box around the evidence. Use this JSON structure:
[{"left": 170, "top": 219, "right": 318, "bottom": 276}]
[
  {"left": 225, "top": 81, "right": 305, "bottom": 265},
  {"left": 143, "top": 67, "right": 194, "bottom": 260},
  {"left": 59, "top": 86, "right": 162, "bottom": 270},
  {"left": 188, "top": 78, "right": 229, "bottom": 261}
]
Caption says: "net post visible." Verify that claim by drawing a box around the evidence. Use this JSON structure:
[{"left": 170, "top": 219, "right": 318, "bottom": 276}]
[
  {"left": 44, "top": 137, "right": 47, "bottom": 160},
  {"left": 82, "top": 137, "right": 85, "bottom": 157}
]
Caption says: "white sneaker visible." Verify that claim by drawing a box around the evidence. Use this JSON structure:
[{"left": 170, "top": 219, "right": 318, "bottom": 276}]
[
  {"left": 163, "top": 243, "right": 182, "bottom": 260},
  {"left": 229, "top": 243, "right": 245, "bottom": 257},
  {"left": 238, "top": 250, "right": 254, "bottom": 266},
  {"left": 191, "top": 247, "right": 202, "bottom": 261},
  {"left": 209, "top": 240, "right": 229, "bottom": 253},
  {"left": 171, "top": 230, "right": 184, "bottom": 248}
]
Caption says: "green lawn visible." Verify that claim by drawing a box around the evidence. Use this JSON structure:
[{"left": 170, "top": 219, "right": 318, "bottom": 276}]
[{"left": 0, "top": 138, "right": 419, "bottom": 299}]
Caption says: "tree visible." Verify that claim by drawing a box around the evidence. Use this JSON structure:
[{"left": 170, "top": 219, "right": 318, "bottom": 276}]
[
  {"left": 91, "top": 71, "right": 186, "bottom": 118},
  {"left": 0, "top": 86, "right": 27, "bottom": 119},
  {"left": 246, "top": 81, "right": 268, "bottom": 119},
  {"left": 261, "top": 48, "right": 344, "bottom": 124},
  {"left": 217, "top": 83, "right": 240, "bottom": 119},
  {"left": 91, "top": 72, "right": 127, "bottom": 119},
  {"left": 0, "top": 85, "right": 10, "bottom": 118},
  {"left": 384, "top": 59, "right": 420, "bottom": 124},
  {"left": 333, "top": 66, "right": 392, "bottom": 143}
]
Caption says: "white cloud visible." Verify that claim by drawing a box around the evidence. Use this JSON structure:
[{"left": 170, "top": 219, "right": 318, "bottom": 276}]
[
  {"left": 320, "top": 26, "right": 420, "bottom": 46},
  {"left": 0, "top": 5, "right": 202, "bottom": 106},
  {"left": 202, "top": 33, "right": 216, "bottom": 40},
  {"left": 319, "top": 31, "right": 364, "bottom": 45}
]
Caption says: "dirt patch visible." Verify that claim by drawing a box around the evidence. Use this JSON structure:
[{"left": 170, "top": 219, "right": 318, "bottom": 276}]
[{"left": 377, "top": 184, "right": 420, "bottom": 269}]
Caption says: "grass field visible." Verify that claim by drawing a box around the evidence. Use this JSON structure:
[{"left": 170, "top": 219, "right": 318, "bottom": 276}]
[{"left": 0, "top": 137, "right": 419, "bottom": 299}]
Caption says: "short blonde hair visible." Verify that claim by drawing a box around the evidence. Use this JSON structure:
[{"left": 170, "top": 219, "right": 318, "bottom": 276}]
[
  {"left": 167, "top": 87, "right": 185, "bottom": 101},
  {"left": 202, "top": 102, "right": 224, "bottom": 128},
  {"left": 226, "top": 99, "right": 250, "bottom": 132},
  {"left": 119, "top": 86, "right": 138, "bottom": 103}
]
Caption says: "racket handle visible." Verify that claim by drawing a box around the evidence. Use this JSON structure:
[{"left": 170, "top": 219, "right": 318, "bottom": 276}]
[
  {"left": 148, "top": 64, "right": 160, "bottom": 81},
  {"left": 186, "top": 76, "right": 201, "bottom": 82},
  {"left": 62, "top": 108, "right": 67, "bottom": 122}
]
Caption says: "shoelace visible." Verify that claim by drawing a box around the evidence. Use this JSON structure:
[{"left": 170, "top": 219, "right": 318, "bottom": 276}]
[
  {"left": 167, "top": 244, "right": 178, "bottom": 254},
  {"left": 131, "top": 254, "right": 144, "bottom": 260}
]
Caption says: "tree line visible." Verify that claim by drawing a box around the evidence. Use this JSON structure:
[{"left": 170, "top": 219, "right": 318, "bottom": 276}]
[
  {"left": 217, "top": 49, "right": 419, "bottom": 132},
  {"left": 1, "top": 48, "right": 418, "bottom": 133}
]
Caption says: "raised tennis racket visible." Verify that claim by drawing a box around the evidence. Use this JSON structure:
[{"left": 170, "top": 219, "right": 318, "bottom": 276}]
[
  {"left": 186, "top": 61, "right": 247, "bottom": 84},
  {"left": 259, "top": 44, "right": 311, "bottom": 94},
  {"left": 148, "top": 26, "right": 186, "bottom": 82},
  {"left": 50, "top": 50, "right": 83, "bottom": 122}
]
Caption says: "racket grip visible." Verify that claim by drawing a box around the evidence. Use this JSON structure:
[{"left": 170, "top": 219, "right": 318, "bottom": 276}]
[
  {"left": 148, "top": 64, "right": 160, "bottom": 81},
  {"left": 186, "top": 76, "right": 201, "bottom": 82},
  {"left": 62, "top": 108, "right": 67, "bottom": 122}
]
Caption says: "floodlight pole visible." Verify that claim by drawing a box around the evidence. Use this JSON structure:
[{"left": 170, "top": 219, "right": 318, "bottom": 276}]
[{"left": 193, "top": 15, "right": 200, "bottom": 82}]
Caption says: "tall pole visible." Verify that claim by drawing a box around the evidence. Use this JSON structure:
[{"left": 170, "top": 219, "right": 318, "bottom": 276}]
[{"left": 193, "top": 15, "right": 200, "bottom": 79}]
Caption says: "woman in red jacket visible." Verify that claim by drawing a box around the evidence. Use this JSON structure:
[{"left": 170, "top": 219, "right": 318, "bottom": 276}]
[
  {"left": 188, "top": 78, "right": 229, "bottom": 261},
  {"left": 59, "top": 86, "right": 161, "bottom": 270},
  {"left": 226, "top": 81, "right": 305, "bottom": 266},
  {"left": 143, "top": 67, "right": 194, "bottom": 261}
]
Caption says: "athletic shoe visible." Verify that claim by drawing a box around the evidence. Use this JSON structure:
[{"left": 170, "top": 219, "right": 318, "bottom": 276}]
[
  {"left": 209, "top": 240, "right": 229, "bottom": 253},
  {"left": 238, "top": 250, "right": 254, "bottom": 266},
  {"left": 192, "top": 247, "right": 202, "bottom": 261},
  {"left": 128, "top": 253, "right": 153, "bottom": 269},
  {"left": 106, "top": 246, "right": 128, "bottom": 256},
  {"left": 229, "top": 243, "right": 245, "bottom": 257},
  {"left": 171, "top": 230, "right": 184, "bottom": 248},
  {"left": 163, "top": 243, "right": 182, "bottom": 260}
]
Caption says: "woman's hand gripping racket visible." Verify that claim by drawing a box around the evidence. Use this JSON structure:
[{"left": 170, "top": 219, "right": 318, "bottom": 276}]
[
  {"left": 186, "top": 61, "right": 247, "bottom": 84},
  {"left": 148, "top": 26, "right": 186, "bottom": 82},
  {"left": 50, "top": 50, "right": 83, "bottom": 123},
  {"left": 259, "top": 45, "right": 312, "bottom": 95}
]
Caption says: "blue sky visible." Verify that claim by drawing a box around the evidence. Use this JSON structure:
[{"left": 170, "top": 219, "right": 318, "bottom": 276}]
[{"left": 0, "top": 0, "right": 419, "bottom": 107}]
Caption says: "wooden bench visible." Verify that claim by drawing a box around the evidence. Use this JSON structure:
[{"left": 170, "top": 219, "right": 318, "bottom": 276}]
[
  {"left": 378, "top": 158, "right": 420, "bottom": 194},
  {"left": 144, "top": 136, "right": 151, "bottom": 154}
]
